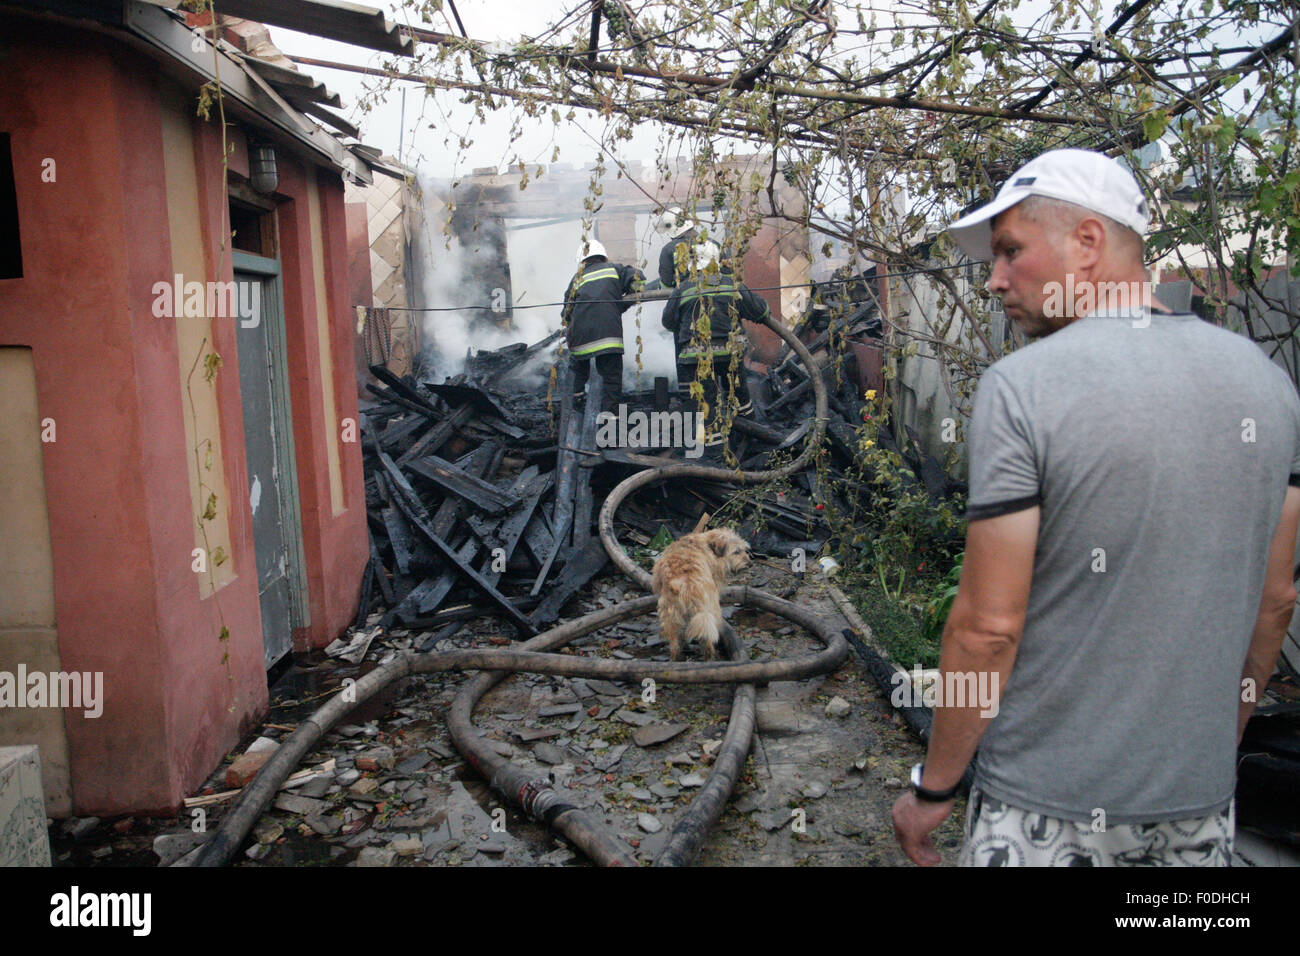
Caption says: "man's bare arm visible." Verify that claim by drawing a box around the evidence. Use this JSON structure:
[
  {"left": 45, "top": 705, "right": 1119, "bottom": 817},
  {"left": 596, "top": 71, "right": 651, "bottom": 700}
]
[
  {"left": 1238, "top": 486, "right": 1300, "bottom": 744},
  {"left": 920, "top": 505, "right": 1039, "bottom": 791},
  {"left": 893, "top": 506, "right": 1038, "bottom": 866}
]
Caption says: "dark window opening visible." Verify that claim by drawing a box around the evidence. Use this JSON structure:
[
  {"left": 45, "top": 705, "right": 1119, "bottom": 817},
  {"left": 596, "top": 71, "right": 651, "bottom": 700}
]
[
  {"left": 1, "top": 133, "right": 23, "bottom": 280},
  {"left": 229, "top": 200, "right": 266, "bottom": 255}
]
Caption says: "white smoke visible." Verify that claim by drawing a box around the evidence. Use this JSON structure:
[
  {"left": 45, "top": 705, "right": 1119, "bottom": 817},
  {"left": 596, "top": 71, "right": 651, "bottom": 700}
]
[{"left": 411, "top": 172, "right": 685, "bottom": 390}]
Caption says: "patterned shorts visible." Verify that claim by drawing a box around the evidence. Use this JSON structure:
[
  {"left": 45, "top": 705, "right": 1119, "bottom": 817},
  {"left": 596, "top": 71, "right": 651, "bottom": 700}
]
[{"left": 957, "top": 786, "right": 1234, "bottom": 867}]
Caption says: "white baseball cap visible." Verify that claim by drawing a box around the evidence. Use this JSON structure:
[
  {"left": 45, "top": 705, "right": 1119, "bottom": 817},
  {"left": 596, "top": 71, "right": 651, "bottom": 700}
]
[{"left": 947, "top": 148, "right": 1149, "bottom": 260}]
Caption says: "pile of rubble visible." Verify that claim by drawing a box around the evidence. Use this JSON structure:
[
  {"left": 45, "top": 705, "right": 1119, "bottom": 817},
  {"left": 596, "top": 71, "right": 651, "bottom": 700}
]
[{"left": 356, "top": 277, "right": 963, "bottom": 647}]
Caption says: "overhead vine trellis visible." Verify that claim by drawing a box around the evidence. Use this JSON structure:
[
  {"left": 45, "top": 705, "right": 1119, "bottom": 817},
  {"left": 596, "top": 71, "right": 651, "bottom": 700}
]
[{"left": 301, "top": 0, "right": 1300, "bottom": 403}]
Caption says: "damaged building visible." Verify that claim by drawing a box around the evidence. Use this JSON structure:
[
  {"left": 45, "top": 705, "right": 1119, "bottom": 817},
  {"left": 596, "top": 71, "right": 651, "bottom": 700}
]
[{"left": 0, "top": 0, "right": 403, "bottom": 817}]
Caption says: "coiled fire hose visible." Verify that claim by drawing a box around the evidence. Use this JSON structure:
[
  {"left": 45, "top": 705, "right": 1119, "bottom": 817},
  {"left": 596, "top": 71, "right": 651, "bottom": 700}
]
[{"left": 189, "top": 311, "right": 838, "bottom": 867}]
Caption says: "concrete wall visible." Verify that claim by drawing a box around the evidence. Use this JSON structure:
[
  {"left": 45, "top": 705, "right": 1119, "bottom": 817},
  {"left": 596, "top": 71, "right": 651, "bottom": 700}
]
[
  {"left": 0, "top": 349, "right": 70, "bottom": 815},
  {"left": 277, "top": 162, "right": 370, "bottom": 655},
  {"left": 887, "top": 264, "right": 998, "bottom": 475}
]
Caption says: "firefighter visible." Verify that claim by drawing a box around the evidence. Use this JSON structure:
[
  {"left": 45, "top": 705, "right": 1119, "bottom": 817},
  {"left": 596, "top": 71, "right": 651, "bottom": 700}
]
[
  {"left": 561, "top": 239, "right": 644, "bottom": 409},
  {"left": 655, "top": 206, "right": 698, "bottom": 290},
  {"left": 661, "top": 240, "right": 768, "bottom": 446}
]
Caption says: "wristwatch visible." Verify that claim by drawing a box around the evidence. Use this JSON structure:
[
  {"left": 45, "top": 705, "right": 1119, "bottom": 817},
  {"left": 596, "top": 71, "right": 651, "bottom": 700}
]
[{"left": 910, "top": 763, "right": 960, "bottom": 802}]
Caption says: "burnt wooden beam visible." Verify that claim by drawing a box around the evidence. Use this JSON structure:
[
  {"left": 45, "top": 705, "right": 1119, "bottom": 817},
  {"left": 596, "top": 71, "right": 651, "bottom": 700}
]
[
  {"left": 397, "top": 403, "right": 475, "bottom": 466},
  {"left": 408, "top": 536, "right": 481, "bottom": 622},
  {"left": 366, "top": 383, "right": 441, "bottom": 421},
  {"left": 385, "top": 444, "right": 497, "bottom": 624},
  {"left": 521, "top": 508, "right": 555, "bottom": 572},
  {"left": 369, "top": 364, "right": 442, "bottom": 417},
  {"left": 392, "top": 578, "right": 440, "bottom": 624},
  {"left": 529, "top": 537, "right": 609, "bottom": 629},
  {"left": 413, "top": 594, "right": 544, "bottom": 649},
  {"left": 764, "top": 375, "right": 813, "bottom": 413},
  {"left": 570, "top": 366, "right": 604, "bottom": 551},
  {"left": 826, "top": 419, "right": 861, "bottom": 464},
  {"left": 380, "top": 413, "right": 428, "bottom": 449},
  {"left": 407, "top": 467, "right": 534, "bottom": 622},
  {"left": 533, "top": 363, "right": 578, "bottom": 595},
  {"left": 369, "top": 532, "right": 394, "bottom": 607},
  {"left": 531, "top": 511, "right": 572, "bottom": 596},
  {"left": 730, "top": 414, "right": 794, "bottom": 447},
  {"left": 479, "top": 415, "right": 527, "bottom": 440},
  {"left": 381, "top": 469, "right": 537, "bottom": 636},
  {"left": 415, "top": 620, "right": 466, "bottom": 654},
  {"left": 354, "top": 543, "right": 376, "bottom": 628},
  {"left": 468, "top": 467, "right": 551, "bottom": 556},
  {"left": 380, "top": 503, "right": 414, "bottom": 576},
  {"left": 404, "top": 455, "right": 521, "bottom": 514},
  {"left": 423, "top": 382, "right": 508, "bottom": 419}
]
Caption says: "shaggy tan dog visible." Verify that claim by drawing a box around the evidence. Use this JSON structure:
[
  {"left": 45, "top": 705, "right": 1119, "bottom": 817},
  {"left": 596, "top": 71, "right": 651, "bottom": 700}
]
[{"left": 651, "top": 528, "right": 752, "bottom": 660}]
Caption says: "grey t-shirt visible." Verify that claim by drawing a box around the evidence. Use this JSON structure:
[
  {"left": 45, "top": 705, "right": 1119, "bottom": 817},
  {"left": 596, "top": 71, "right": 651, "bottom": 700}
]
[{"left": 967, "top": 308, "right": 1300, "bottom": 824}]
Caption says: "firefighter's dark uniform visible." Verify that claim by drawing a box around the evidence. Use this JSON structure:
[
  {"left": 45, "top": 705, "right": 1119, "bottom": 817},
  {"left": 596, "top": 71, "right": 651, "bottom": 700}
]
[
  {"left": 662, "top": 268, "right": 768, "bottom": 444},
  {"left": 657, "top": 229, "right": 696, "bottom": 289},
  {"left": 561, "top": 256, "right": 644, "bottom": 405}
]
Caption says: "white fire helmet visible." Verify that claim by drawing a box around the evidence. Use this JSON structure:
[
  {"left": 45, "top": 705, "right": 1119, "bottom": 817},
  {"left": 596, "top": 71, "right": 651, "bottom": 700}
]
[
  {"left": 656, "top": 206, "right": 693, "bottom": 238},
  {"left": 692, "top": 239, "right": 721, "bottom": 272},
  {"left": 577, "top": 239, "right": 607, "bottom": 262}
]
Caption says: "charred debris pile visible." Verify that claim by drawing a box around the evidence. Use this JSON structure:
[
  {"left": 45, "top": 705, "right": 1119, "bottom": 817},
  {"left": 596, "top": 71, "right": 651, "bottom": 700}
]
[{"left": 356, "top": 272, "right": 965, "bottom": 642}]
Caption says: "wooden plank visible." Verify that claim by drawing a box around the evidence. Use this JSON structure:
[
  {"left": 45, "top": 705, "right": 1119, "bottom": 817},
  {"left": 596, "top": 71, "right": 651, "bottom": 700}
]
[
  {"left": 410, "top": 595, "right": 543, "bottom": 644},
  {"left": 570, "top": 369, "right": 604, "bottom": 550},
  {"left": 467, "top": 467, "right": 549, "bottom": 555},
  {"left": 381, "top": 504, "right": 413, "bottom": 576},
  {"left": 384, "top": 477, "right": 537, "bottom": 636},
  {"left": 530, "top": 512, "right": 572, "bottom": 595},
  {"left": 369, "top": 532, "right": 394, "bottom": 606},
  {"left": 385, "top": 446, "right": 496, "bottom": 623},
  {"left": 407, "top": 536, "right": 480, "bottom": 621},
  {"left": 479, "top": 415, "right": 527, "bottom": 440},
  {"left": 469, "top": 469, "right": 546, "bottom": 608},
  {"left": 532, "top": 363, "right": 576, "bottom": 595},
  {"left": 520, "top": 509, "right": 555, "bottom": 570},
  {"left": 368, "top": 364, "right": 441, "bottom": 416},
  {"left": 764, "top": 375, "right": 812, "bottom": 413},
  {"left": 354, "top": 545, "right": 375, "bottom": 628},
  {"left": 380, "top": 413, "right": 428, "bottom": 449},
  {"left": 397, "top": 403, "right": 474, "bottom": 466},
  {"left": 423, "top": 381, "right": 508, "bottom": 419},
  {"left": 404, "top": 455, "right": 520, "bottom": 514},
  {"left": 730, "top": 414, "right": 790, "bottom": 446},
  {"left": 365, "top": 382, "right": 440, "bottom": 420},
  {"left": 529, "top": 538, "right": 609, "bottom": 628},
  {"left": 390, "top": 577, "right": 440, "bottom": 625}
]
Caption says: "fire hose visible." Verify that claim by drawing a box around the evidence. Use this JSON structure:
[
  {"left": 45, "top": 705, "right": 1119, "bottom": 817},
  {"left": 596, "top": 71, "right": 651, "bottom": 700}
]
[{"left": 189, "top": 310, "right": 840, "bottom": 868}]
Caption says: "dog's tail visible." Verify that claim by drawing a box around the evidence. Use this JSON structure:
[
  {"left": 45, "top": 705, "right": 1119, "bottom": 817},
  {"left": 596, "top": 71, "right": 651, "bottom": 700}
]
[{"left": 685, "top": 612, "right": 719, "bottom": 650}]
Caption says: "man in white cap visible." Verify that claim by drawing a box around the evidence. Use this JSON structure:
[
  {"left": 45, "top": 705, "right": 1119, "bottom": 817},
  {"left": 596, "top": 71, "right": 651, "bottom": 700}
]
[{"left": 892, "top": 148, "right": 1300, "bottom": 866}]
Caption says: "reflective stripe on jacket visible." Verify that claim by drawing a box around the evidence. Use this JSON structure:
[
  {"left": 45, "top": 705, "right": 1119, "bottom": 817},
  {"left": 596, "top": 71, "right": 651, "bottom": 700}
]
[
  {"left": 661, "top": 270, "right": 770, "bottom": 358},
  {"left": 562, "top": 258, "right": 644, "bottom": 354}
]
